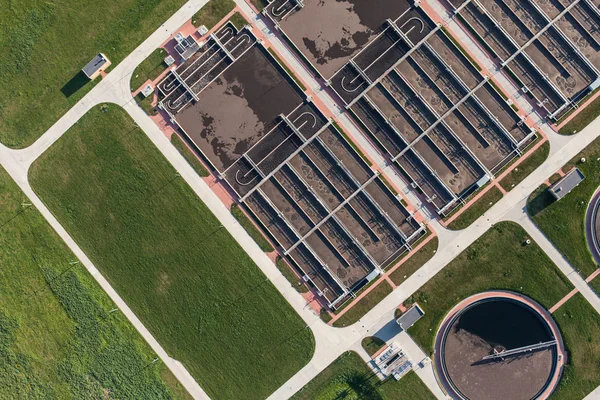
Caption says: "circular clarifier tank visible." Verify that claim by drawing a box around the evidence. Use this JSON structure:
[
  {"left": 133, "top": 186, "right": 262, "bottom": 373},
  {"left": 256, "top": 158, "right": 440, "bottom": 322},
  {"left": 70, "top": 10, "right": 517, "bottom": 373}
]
[{"left": 434, "top": 292, "right": 564, "bottom": 400}]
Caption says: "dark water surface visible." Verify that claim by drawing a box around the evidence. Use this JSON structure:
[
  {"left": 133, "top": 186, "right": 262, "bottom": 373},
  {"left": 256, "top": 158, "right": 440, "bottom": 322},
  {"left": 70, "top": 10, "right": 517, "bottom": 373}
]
[{"left": 455, "top": 299, "right": 552, "bottom": 349}]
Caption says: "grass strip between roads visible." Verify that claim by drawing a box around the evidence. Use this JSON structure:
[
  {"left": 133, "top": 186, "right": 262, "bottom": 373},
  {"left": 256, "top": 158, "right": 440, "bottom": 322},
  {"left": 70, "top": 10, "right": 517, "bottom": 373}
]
[
  {"left": 291, "top": 351, "right": 435, "bottom": 400},
  {"left": 527, "top": 137, "right": 600, "bottom": 277},
  {"left": 29, "top": 104, "right": 314, "bottom": 400},
  {"left": 407, "top": 222, "right": 573, "bottom": 354},
  {"left": 559, "top": 94, "right": 600, "bottom": 135},
  {"left": 389, "top": 237, "right": 439, "bottom": 286},
  {"left": 447, "top": 186, "right": 503, "bottom": 230},
  {"left": 0, "top": 165, "right": 190, "bottom": 399},
  {"left": 499, "top": 141, "right": 550, "bottom": 191},
  {"left": 0, "top": 0, "right": 187, "bottom": 148},
  {"left": 333, "top": 281, "right": 393, "bottom": 328}
]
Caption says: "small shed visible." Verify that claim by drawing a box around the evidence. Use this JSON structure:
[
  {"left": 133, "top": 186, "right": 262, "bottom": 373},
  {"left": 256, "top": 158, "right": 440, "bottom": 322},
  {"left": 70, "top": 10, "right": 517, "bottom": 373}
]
[
  {"left": 396, "top": 303, "right": 424, "bottom": 331},
  {"left": 82, "top": 53, "right": 111, "bottom": 80},
  {"left": 548, "top": 168, "right": 585, "bottom": 200}
]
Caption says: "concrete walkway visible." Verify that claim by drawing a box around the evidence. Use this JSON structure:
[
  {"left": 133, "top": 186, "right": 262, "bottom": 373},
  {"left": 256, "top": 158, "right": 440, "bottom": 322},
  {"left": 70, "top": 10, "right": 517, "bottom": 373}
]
[{"left": 1, "top": 0, "right": 600, "bottom": 399}]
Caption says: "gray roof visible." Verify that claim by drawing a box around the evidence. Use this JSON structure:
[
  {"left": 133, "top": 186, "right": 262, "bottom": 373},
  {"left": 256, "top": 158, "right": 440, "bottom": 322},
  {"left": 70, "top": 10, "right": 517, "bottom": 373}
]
[
  {"left": 82, "top": 54, "right": 108, "bottom": 78},
  {"left": 396, "top": 304, "right": 424, "bottom": 331},
  {"left": 549, "top": 168, "right": 585, "bottom": 200}
]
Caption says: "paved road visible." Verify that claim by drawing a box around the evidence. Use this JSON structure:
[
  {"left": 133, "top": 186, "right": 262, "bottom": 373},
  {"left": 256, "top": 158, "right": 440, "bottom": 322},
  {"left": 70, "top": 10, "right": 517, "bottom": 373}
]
[{"left": 1, "top": 0, "right": 600, "bottom": 399}]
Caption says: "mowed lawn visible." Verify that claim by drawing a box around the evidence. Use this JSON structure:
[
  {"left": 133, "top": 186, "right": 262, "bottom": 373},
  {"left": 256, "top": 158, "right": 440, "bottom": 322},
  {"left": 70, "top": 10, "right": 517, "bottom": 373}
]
[
  {"left": 291, "top": 351, "right": 435, "bottom": 400},
  {"left": 0, "top": 166, "right": 190, "bottom": 399},
  {"left": 0, "top": 0, "right": 186, "bottom": 148},
  {"left": 30, "top": 105, "right": 314, "bottom": 400},
  {"left": 528, "top": 137, "right": 600, "bottom": 277},
  {"left": 407, "top": 222, "right": 573, "bottom": 354},
  {"left": 551, "top": 294, "right": 600, "bottom": 400}
]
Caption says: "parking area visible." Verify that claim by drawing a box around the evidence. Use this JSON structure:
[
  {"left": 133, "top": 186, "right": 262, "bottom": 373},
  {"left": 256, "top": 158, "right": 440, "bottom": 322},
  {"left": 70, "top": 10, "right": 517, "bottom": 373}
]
[
  {"left": 456, "top": 0, "right": 600, "bottom": 120},
  {"left": 264, "top": 0, "right": 412, "bottom": 79},
  {"left": 156, "top": 20, "right": 424, "bottom": 308}
]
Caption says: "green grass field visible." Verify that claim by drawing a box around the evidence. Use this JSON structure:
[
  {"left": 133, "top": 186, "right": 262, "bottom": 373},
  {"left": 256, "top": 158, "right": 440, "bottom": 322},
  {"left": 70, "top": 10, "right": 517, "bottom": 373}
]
[
  {"left": 500, "top": 142, "right": 550, "bottom": 191},
  {"left": 0, "top": 0, "right": 187, "bottom": 148},
  {"left": 0, "top": 165, "right": 190, "bottom": 399},
  {"left": 333, "top": 281, "right": 393, "bottom": 328},
  {"left": 527, "top": 137, "right": 600, "bottom": 278},
  {"left": 131, "top": 48, "right": 168, "bottom": 92},
  {"left": 407, "top": 222, "right": 573, "bottom": 354},
  {"left": 291, "top": 351, "right": 435, "bottom": 400},
  {"left": 389, "top": 237, "right": 439, "bottom": 286},
  {"left": 447, "top": 186, "right": 503, "bottom": 230},
  {"left": 551, "top": 294, "right": 600, "bottom": 400},
  {"left": 29, "top": 105, "right": 314, "bottom": 400}
]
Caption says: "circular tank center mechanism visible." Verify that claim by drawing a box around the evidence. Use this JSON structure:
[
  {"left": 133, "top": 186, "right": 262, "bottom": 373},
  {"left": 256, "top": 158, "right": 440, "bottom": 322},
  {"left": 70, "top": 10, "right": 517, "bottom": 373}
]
[{"left": 434, "top": 292, "right": 564, "bottom": 400}]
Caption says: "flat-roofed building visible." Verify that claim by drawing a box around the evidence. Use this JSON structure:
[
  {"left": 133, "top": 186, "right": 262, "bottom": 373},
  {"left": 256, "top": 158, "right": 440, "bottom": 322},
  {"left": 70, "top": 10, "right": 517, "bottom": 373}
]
[
  {"left": 82, "top": 53, "right": 111, "bottom": 80},
  {"left": 548, "top": 168, "right": 585, "bottom": 200}
]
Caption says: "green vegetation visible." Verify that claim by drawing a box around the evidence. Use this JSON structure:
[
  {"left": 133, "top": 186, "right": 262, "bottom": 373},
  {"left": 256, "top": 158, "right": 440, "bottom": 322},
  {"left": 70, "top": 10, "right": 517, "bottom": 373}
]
[
  {"left": 549, "top": 173, "right": 562, "bottom": 185},
  {"left": 267, "top": 48, "right": 307, "bottom": 91},
  {"left": 135, "top": 92, "right": 157, "bottom": 116},
  {"left": 551, "top": 294, "right": 600, "bottom": 399},
  {"left": 590, "top": 274, "right": 600, "bottom": 296},
  {"left": 500, "top": 141, "right": 550, "bottom": 191},
  {"left": 228, "top": 12, "right": 248, "bottom": 30},
  {"left": 250, "top": 0, "right": 269, "bottom": 11},
  {"left": 291, "top": 352, "right": 435, "bottom": 400},
  {"left": 170, "top": 134, "right": 210, "bottom": 177},
  {"left": 379, "top": 175, "right": 398, "bottom": 196},
  {"left": 333, "top": 281, "right": 393, "bottom": 328},
  {"left": 30, "top": 105, "right": 313, "bottom": 400},
  {"left": 231, "top": 203, "right": 275, "bottom": 253},
  {"left": 191, "top": 0, "right": 235, "bottom": 29},
  {"left": 440, "top": 27, "right": 482, "bottom": 71},
  {"left": 277, "top": 257, "right": 309, "bottom": 293},
  {"left": 131, "top": 48, "right": 168, "bottom": 91},
  {"left": 407, "top": 222, "right": 573, "bottom": 354},
  {"left": 447, "top": 186, "right": 504, "bottom": 230},
  {"left": 333, "top": 121, "right": 374, "bottom": 167},
  {"left": 560, "top": 93, "right": 600, "bottom": 135},
  {"left": 389, "top": 237, "right": 439, "bottom": 286},
  {"left": 361, "top": 336, "right": 386, "bottom": 357},
  {"left": 0, "top": 166, "right": 189, "bottom": 398},
  {"left": 320, "top": 308, "right": 333, "bottom": 324},
  {"left": 489, "top": 79, "right": 509, "bottom": 101},
  {"left": 0, "top": 0, "right": 187, "bottom": 148},
  {"left": 555, "top": 87, "right": 600, "bottom": 127},
  {"left": 527, "top": 139, "right": 600, "bottom": 277}
]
